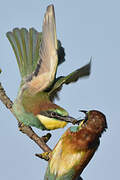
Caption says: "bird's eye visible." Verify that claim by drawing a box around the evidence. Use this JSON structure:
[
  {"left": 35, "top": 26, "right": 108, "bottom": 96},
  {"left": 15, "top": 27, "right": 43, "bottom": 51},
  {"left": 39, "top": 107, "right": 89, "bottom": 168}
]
[{"left": 50, "top": 111, "right": 57, "bottom": 117}]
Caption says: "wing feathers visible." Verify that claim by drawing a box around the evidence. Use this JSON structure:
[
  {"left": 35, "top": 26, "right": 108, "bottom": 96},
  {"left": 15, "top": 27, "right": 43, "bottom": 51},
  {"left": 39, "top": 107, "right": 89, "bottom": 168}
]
[
  {"left": 49, "top": 60, "right": 91, "bottom": 101},
  {"left": 65, "top": 60, "right": 91, "bottom": 84},
  {"left": 27, "top": 5, "right": 58, "bottom": 94}
]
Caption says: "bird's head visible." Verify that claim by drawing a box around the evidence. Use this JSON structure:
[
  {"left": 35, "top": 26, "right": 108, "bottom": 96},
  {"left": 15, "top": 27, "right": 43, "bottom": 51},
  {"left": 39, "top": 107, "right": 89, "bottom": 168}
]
[
  {"left": 78, "top": 110, "right": 107, "bottom": 136},
  {"left": 36, "top": 105, "right": 77, "bottom": 130}
]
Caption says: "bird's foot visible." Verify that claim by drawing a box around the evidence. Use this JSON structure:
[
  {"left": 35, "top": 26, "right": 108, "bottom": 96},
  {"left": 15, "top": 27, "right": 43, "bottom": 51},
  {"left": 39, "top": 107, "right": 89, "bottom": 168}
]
[
  {"left": 35, "top": 152, "right": 50, "bottom": 161},
  {"left": 41, "top": 133, "right": 52, "bottom": 143}
]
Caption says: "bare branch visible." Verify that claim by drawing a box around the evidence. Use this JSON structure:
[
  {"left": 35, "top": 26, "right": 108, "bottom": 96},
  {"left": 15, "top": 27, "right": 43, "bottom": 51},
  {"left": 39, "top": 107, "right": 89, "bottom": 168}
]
[
  {"left": 0, "top": 82, "right": 13, "bottom": 109},
  {"left": 18, "top": 122, "right": 51, "bottom": 152},
  {"left": 0, "top": 82, "right": 52, "bottom": 153}
]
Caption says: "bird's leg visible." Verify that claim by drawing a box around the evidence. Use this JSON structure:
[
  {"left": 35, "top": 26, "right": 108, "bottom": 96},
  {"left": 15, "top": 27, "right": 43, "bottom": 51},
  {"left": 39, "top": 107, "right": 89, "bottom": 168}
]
[
  {"left": 41, "top": 133, "right": 52, "bottom": 143},
  {"left": 35, "top": 152, "right": 50, "bottom": 161},
  {"left": 34, "top": 133, "right": 52, "bottom": 161}
]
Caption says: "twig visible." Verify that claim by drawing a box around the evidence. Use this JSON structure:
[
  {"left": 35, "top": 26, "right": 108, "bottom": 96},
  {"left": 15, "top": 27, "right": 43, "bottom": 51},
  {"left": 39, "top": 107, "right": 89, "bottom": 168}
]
[
  {"left": 18, "top": 122, "right": 51, "bottom": 152},
  {"left": 0, "top": 82, "right": 51, "bottom": 154},
  {"left": 0, "top": 82, "right": 13, "bottom": 109}
]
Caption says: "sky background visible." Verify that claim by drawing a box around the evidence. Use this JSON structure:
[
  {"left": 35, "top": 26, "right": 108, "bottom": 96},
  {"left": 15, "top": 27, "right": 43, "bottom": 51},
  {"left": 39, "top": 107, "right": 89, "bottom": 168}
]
[{"left": 0, "top": 0, "right": 119, "bottom": 180}]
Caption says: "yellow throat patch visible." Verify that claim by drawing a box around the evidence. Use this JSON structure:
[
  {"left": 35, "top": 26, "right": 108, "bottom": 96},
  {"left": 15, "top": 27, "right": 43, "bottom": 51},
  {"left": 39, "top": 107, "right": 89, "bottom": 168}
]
[{"left": 36, "top": 114, "right": 67, "bottom": 130}]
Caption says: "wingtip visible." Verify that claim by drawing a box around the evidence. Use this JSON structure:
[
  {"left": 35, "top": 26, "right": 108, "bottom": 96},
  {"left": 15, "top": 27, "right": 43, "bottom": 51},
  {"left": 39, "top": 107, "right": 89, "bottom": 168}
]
[
  {"left": 47, "top": 4, "right": 54, "bottom": 11},
  {"left": 46, "top": 4, "right": 55, "bottom": 18},
  {"left": 42, "top": 4, "right": 57, "bottom": 49},
  {"left": 85, "top": 57, "right": 92, "bottom": 75},
  {"left": 88, "top": 56, "right": 92, "bottom": 74},
  {"left": 89, "top": 56, "right": 92, "bottom": 66}
]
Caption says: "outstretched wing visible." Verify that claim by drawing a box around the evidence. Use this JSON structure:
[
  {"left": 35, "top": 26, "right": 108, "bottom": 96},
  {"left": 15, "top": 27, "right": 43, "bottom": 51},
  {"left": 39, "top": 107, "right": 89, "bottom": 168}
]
[
  {"left": 7, "top": 5, "right": 58, "bottom": 95},
  {"left": 27, "top": 5, "right": 58, "bottom": 94},
  {"left": 49, "top": 60, "right": 91, "bottom": 101}
]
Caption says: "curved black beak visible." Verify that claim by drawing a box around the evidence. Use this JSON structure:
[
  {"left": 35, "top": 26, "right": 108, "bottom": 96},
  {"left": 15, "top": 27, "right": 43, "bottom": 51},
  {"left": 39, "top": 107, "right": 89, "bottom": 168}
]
[
  {"left": 79, "top": 110, "right": 87, "bottom": 114},
  {"left": 76, "top": 110, "right": 88, "bottom": 124}
]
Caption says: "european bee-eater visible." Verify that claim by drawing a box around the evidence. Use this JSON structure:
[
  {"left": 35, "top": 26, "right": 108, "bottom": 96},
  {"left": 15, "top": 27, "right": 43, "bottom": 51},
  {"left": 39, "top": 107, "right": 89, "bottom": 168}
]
[
  {"left": 6, "top": 5, "right": 91, "bottom": 131},
  {"left": 44, "top": 110, "right": 107, "bottom": 180}
]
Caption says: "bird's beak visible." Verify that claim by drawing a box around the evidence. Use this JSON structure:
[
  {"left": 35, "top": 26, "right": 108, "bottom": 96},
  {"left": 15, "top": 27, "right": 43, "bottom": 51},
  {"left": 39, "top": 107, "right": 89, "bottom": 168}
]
[
  {"left": 56, "top": 115, "right": 78, "bottom": 125},
  {"left": 51, "top": 111, "right": 88, "bottom": 125},
  {"left": 76, "top": 110, "right": 88, "bottom": 125},
  {"left": 79, "top": 110, "right": 87, "bottom": 114},
  {"left": 40, "top": 111, "right": 78, "bottom": 125}
]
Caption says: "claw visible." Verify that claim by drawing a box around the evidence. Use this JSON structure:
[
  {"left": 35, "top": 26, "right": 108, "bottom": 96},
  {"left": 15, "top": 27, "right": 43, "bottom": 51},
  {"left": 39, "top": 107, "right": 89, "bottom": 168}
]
[
  {"left": 41, "top": 133, "right": 52, "bottom": 143},
  {"left": 35, "top": 152, "right": 50, "bottom": 161}
]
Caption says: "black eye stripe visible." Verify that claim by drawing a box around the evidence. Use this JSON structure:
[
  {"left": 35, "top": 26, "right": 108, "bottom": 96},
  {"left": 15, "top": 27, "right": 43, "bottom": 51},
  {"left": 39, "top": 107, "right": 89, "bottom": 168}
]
[
  {"left": 47, "top": 111, "right": 61, "bottom": 118},
  {"left": 40, "top": 111, "right": 60, "bottom": 118},
  {"left": 39, "top": 111, "right": 78, "bottom": 124}
]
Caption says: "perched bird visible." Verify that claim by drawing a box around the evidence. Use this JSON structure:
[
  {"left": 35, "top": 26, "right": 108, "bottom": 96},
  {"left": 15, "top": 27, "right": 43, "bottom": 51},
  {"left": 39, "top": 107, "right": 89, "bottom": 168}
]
[
  {"left": 6, "top": 5, "right": 91, "bottom": 131},
  {"left": 44, "top": 110, "right": 107, "bottom": 180}
]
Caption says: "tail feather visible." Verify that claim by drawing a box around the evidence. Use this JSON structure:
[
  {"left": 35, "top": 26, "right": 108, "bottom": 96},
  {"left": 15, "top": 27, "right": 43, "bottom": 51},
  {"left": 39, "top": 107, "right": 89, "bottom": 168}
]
[
  {"left": 20, "top": 28, "right": 29, "bottom": 74},
  {"left": 6, "top": 30, "right": 22, "bottom": 74},
  {"left": 7, "top": 27, "right": 65, "bottom": 81},
  {"left": 30, "top": 28, "right": 42, "bottom": 70},
  {"left": 6, "top": 28, "right": 42, "bottom": 79},
  {"left": 13, "top": 28, "right": 27, "bottom": 76}
]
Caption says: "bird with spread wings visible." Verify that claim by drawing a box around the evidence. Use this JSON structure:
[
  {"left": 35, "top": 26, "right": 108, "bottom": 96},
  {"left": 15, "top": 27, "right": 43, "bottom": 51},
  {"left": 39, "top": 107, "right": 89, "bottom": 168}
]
[{"left": 6, "top": 5, "right": 91, "bottom": 131}]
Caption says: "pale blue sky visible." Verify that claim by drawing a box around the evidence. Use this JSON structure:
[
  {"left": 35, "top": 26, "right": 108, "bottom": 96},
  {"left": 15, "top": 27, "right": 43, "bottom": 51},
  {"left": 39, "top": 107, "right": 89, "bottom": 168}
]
[{"left": 0, "top": 0, "right": 119, "bottom": 180}]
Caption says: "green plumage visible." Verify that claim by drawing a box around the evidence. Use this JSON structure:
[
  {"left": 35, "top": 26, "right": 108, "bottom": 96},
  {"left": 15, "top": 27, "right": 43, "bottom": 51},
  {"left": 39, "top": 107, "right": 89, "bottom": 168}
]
[
  {"left": 6, "top": 28, "right": 42, "bottom": 79},
  {"left": 48, "top": 61, "right": 91, "bottom": 100},
  {"left": 7, "top": 27, "right": 91, "bottom": 100},
  {"left": 6, "top": 5, "right": 91, "bottom": 131},
  {"left": 44, "top": 166, "right": 75, "bottom": 180}
]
